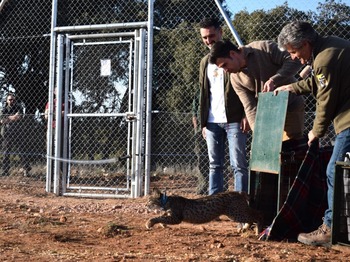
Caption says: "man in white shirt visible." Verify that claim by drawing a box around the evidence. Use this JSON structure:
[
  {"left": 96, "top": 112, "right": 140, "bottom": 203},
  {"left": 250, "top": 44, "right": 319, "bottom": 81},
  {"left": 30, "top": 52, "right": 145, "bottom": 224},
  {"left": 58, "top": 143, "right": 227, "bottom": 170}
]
[{"left": 198, "top": 17, "right": 249, "bottom": 195}]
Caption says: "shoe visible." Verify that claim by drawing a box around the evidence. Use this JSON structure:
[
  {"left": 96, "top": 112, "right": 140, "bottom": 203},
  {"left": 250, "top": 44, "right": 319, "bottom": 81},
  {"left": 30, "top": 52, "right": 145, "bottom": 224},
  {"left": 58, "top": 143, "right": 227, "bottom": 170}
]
[{"left": 297, "top": 223, "right": 331, "bottom": 247}]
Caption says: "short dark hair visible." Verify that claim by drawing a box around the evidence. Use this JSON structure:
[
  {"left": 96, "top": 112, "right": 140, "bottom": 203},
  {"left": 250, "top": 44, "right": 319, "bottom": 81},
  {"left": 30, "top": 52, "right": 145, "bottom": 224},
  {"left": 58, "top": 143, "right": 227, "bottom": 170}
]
[
  {"left": 6, "top": 93, "right": 15, "bottom": 99},
  {"left": 199, "top": 17, "right": 221, "bottom": 29},
  {"left": 209, "top": 39, "right": 239, "bottom": 64}
]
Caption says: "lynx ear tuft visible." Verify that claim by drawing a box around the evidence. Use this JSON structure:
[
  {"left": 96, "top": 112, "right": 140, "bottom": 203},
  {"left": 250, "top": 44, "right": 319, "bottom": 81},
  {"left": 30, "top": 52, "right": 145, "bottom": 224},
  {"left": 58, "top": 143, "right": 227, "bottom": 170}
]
[{"left": 149, "top": 188, "right": 161, "bottom": 196}]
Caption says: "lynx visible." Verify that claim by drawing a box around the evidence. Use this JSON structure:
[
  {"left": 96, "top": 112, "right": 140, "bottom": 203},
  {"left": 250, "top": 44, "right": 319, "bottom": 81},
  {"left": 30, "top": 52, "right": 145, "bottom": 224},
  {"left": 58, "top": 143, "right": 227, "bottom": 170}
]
[{"left": 146, "top": 189, "right": 263, "bottom": 235}]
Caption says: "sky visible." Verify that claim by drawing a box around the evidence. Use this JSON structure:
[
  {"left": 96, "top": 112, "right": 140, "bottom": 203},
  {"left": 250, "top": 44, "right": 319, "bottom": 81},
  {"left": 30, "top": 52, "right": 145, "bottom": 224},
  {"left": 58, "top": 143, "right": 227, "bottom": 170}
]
[{"left": 225, "top": 0, "right": 322, "bottom": 15}]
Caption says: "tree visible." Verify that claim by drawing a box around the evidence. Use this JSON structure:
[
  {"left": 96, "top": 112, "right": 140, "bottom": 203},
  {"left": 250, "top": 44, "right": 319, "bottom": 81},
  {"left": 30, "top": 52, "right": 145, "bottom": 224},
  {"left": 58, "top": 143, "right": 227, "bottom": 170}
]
[
  {"left": 154, "top": 22, "right": 206, "bottom": 114},
  {"left": 232, "top": 3, "right": 310, "bottom": 44},
  {"left": 313, "top": 0, "right": 350, "bottom": 39},
  {"left": 0, "top": 0, "right": 52, "bottom": 114},
  {"left": 154, "top": 0, "right": 230, "bottom": 29},
  {"left": 152, "top": 0, "right": 232, "bottom": 114}
]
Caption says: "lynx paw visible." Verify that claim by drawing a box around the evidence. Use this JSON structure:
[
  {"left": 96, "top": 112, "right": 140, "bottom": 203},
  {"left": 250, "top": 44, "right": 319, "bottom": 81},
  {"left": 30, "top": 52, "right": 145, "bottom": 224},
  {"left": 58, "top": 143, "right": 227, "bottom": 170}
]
[
  {"left": 237, "top": 223, "right": 250, "bottom": 233},
  {"left": 145, "top": 219, "right": 154, "bottom": 229}
]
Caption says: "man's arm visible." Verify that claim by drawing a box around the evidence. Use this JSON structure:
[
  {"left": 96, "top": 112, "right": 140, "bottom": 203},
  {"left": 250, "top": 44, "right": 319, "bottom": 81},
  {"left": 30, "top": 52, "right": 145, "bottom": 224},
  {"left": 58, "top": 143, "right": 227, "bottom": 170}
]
[
  {"left": 192, "top": 88, "right": 200, "bottom": 130},
  {"left": 1, "top": 110, "right": 21, "bottom": 124},
  {"left": 231, "top": 75, "right": 258, "bottom": 131},
  {"left": 265, "top": 41, "right": 302, "bottom": 86}
]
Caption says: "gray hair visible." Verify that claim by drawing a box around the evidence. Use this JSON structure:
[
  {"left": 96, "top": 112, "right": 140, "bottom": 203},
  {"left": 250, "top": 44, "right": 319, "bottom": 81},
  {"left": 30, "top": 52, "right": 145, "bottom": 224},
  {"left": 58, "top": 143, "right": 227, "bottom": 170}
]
[{"left": 278, "top": 21, "right": 318, "bottom": 50}]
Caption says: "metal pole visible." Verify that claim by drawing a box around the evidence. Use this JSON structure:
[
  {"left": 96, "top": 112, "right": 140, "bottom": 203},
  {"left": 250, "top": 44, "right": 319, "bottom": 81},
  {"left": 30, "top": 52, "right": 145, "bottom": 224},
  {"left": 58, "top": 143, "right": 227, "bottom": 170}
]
[
  {"left": 54, "top": 22, "right": 148, "bottom": 33},
  {"left": 131, "top": 30, "right": 140, "bottom": 198},
  {"left": 53, "top": 34, "right": 64, "bottom": 195},
  {"left": 67, "top": 32, "right": 136, "bottom": 39},
  {"left": 46, "top": 0, "right": 58, "bottom": 192},
  {"left": 134, "top": 28, "right": 146, "bottom": 197},
  {"left": 214, "top": 0, "right": 244, "bottom": 46},
  {"left": 144, "top": 0, "right": 154, "bottom": 196},
  {"left": 60, "top": 36, "right": 71, "bottom": 195},
  {"left": 66, "top": 43, "right": 75, "bottom": 189},
  {"left": 0, "top": 0, "right": 9, "bottom": 12},
  {"left": 127, "top": 37, "right": 135, "bottom": 191}
]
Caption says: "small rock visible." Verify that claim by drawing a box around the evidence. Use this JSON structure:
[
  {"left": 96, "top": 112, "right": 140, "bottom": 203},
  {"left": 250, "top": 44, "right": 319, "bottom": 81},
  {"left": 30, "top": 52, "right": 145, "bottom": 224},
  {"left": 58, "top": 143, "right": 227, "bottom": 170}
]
[{"left": 59, "top": 216, "right": 67, "bottom": 223}]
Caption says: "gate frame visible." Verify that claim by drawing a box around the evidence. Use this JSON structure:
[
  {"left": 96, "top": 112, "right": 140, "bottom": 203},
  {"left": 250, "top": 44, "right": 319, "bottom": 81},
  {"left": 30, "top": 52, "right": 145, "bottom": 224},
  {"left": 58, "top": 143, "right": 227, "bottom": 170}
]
[{"left": 47, "top": 17, "right": 152, "bottom": 197}]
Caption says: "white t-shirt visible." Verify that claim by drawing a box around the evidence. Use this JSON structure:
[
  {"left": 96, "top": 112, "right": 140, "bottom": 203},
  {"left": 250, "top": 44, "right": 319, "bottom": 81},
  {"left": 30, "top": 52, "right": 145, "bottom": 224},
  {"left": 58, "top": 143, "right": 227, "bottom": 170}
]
[{"left": 207, "top": 63, "right": 227, "bottom": 123}]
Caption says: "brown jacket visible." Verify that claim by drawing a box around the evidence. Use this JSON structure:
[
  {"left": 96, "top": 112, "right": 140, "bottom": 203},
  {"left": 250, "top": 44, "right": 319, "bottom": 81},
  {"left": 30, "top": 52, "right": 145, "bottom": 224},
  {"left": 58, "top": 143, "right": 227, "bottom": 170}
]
[{"left": 231, "top": 40, "right": 304, "bottom": 131}]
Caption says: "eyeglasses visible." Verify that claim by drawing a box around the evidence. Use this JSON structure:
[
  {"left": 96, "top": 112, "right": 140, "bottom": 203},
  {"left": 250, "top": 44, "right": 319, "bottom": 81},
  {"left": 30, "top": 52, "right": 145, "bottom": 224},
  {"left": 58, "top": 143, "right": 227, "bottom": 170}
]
[{"left": 8, "top": 99, "right": 14, "bottom": 101}]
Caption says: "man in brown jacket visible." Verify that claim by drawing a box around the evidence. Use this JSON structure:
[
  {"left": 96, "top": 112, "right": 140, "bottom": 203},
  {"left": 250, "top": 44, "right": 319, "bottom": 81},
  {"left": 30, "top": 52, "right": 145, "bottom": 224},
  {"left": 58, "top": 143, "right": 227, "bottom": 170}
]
[
  {"left": 274, "top": 21, "right": 350, "bottom": 247},
  {"left": 209, "top": 39, "right": 304, "bottom": 141}
]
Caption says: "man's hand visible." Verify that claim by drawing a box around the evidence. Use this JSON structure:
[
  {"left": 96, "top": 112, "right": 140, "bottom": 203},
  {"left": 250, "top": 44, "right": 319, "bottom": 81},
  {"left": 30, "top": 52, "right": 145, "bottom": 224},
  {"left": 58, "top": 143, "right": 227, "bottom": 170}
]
[
  {"left": 192, "top": 116, "right": 198, "bottom": 130},
  {"left": 273, "top": 84, "right": 294, "bottom": 96},
  {"left": 262, "top": 79, "right": 275, "bottom": 93},
  {"left": 307, "top": 130, "right": 318, "bottom": 146},
  {"left": 12, "top": 113, "right": 21, "bottom": 121},
  {"left": 240, "top": 117, "right": 251, "bottom": 133},
  {"left": 202, "top": 127, "right": 206, "bottom": 140},
  {"left": 44, "top": 109, "right": 49, "bottom": 120},
  {"left": 7, "top": 113, "right": 21, "bottom": 122},
  {"left": 299, "top": 65, "right": 312, "bottom": 79}
]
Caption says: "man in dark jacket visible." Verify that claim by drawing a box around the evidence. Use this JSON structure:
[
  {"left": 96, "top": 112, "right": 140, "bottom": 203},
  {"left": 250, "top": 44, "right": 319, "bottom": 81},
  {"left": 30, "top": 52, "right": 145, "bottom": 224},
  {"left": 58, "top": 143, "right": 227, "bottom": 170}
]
[
  {"left": 274, "top": 21, "right": 350, "bottom": 247},
  {"left": 1, "top": 94, "right": 30, "bottom": 176}
]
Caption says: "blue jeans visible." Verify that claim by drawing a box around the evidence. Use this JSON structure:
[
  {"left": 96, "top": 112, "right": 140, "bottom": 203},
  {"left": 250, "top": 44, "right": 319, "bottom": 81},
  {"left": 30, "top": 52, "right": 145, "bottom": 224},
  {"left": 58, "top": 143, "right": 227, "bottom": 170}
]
[
  {"left": 205, "top": 122, "right": 248, "bottom": 195},
  {"left": 324, "top": 127, "right": 350, "bottom": 228}
]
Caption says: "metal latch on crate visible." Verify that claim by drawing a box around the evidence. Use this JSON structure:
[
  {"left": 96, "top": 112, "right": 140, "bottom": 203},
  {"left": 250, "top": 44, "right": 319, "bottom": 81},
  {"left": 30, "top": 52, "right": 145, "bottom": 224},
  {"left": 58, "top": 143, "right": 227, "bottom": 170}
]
[{"left": 345, "top": 152, "right": 350, "bottom": 163}]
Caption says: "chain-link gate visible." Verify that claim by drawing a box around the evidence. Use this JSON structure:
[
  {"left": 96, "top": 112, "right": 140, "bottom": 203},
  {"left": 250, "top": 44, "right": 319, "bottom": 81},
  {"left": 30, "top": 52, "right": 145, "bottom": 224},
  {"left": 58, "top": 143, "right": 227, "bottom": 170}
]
[{"left": 46, "top": 22, "right": 150, "bottom": 198}]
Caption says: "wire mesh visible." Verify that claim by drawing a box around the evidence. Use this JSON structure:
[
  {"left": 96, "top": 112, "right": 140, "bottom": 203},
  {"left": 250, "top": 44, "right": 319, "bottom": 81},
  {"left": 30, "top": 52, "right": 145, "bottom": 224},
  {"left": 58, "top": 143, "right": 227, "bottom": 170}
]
[{"left": 0, "top": 0, "right": 349, "bottom": 197}]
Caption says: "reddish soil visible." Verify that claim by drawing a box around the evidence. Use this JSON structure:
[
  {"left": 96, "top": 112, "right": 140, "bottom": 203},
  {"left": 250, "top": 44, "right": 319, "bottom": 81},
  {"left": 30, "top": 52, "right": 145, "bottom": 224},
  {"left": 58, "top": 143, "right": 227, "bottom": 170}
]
[{"left": 0, "top": 183, "right": 349, "bottom": 261}]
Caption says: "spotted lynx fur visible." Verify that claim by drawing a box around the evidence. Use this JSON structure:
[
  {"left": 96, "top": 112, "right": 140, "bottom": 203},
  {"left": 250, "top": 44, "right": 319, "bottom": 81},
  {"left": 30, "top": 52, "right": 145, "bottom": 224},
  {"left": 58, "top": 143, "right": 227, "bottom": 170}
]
[{"left": 145, "top": 189, "right": 263, "bottom": 235}]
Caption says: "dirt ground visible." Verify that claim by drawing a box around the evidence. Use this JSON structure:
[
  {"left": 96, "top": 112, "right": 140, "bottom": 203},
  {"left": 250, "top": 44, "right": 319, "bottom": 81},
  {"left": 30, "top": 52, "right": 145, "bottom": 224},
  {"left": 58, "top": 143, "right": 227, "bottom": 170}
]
[{"left": 1, "top": 183, "right": 350, "bottom": 261}]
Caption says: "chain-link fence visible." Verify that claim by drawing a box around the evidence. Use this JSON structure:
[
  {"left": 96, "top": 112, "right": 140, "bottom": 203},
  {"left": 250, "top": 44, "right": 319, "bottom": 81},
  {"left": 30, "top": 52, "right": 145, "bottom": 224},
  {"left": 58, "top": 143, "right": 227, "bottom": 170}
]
[{"left": 0, "top": 0, "right": 349, "bottom": 197}]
